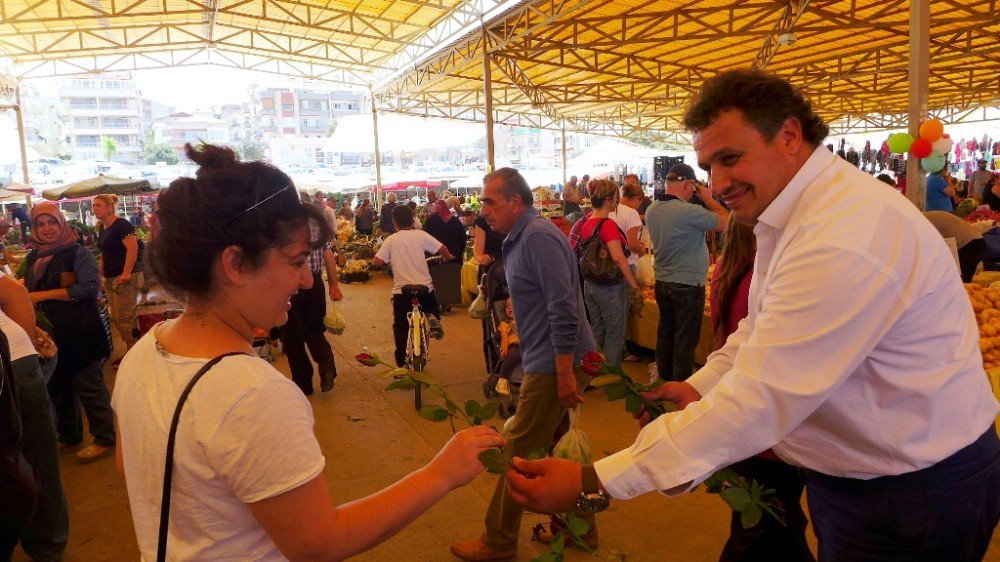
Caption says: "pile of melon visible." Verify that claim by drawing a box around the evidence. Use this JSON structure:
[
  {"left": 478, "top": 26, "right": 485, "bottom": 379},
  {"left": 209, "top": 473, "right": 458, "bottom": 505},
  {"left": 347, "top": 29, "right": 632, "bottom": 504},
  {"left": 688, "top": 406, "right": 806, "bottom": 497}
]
[{"left": 965, "top": 284, "right": 1000, "bottom": 369}]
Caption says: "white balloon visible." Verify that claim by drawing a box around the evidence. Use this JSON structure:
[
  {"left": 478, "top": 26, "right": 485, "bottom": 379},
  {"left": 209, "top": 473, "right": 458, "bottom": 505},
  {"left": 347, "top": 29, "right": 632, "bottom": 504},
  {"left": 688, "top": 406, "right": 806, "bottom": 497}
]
[{"left": 932, "top": 136, "right": 954, "bottom": 155}]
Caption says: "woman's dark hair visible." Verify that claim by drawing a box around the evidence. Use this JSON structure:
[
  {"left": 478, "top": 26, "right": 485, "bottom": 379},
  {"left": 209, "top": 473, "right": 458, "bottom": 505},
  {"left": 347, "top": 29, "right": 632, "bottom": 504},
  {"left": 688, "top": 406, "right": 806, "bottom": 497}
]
[
  {"left": 391, "top": 204, "right": 414, "bottom": 228},
  {"left": 713, "top": 218, "right": 756, "bottom": 344},
  {"left": 148, "top": 143, "right": 329, "bottom": 298},
  {"left": 621, "top": 181, "right": 644, "bottom": 199},
  {"left": 684, "top": 70, "right": 829, "bottom": 146}
]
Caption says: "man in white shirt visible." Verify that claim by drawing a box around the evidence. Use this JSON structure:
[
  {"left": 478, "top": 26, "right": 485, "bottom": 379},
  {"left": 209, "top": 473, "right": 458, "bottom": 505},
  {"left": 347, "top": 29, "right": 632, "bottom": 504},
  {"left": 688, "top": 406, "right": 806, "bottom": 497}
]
[
  {"left": 373, "top": 204, "right": 453, "bottom": 367},
  {"left": 506, "top": 70, "right": 1000, "bottom": 561}
]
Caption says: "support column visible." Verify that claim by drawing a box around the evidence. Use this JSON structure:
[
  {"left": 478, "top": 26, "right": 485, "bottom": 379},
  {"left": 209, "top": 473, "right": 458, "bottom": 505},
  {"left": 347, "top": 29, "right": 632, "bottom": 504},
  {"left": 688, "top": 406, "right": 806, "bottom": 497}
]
[
  {"left": 561, "top": 125, "right": 567, "bottom": 186},
  {"left": 905, "top": 0, "right": 929, "bottom": 210},
  {"left": 14, "top": 86, "right": 29, "bottom": 187},
  {"left": 482, "top": 28, "right": 496, "bottom": 173},
  {"left": 372, "top": 104, "right": 384, "bottom": 210}
]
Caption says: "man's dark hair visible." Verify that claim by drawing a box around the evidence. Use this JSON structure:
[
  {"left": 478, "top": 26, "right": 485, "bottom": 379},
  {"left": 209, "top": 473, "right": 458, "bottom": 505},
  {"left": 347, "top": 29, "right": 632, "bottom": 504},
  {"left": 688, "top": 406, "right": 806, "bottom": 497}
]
[
  {"left": 483, "top": 167, "right": 533, "bottom": 207},
  {"left": 391, "top": 203, "right": 414, "bottom": 228},
  {"left": 684, "top": 70, "right": 829, "bottom": 146}
]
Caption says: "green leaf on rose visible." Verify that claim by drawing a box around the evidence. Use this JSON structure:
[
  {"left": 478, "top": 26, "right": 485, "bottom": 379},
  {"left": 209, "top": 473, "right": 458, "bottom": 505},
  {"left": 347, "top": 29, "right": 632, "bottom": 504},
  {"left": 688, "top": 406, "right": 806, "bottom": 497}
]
[
  {"left": 387, "top": 367, "right": 410, "bottom": 378},
  {"left": 418, "top": 404, "right": 449, "bottom": 422},
  {"left": 740, "top": 503, "right": 763, "bottom": 528},
  {"left": 603, "top": 381, "right": 628, "bottom": 401},
  {"left": 719, "top": 487, "right": 752, "bottom": 511},
  {"left": 551, "top": 532, "right": 565, "bottom": 554},
  {"left": 566, "top": 515, "right": 589, "bottom": 538},
  {"left": 465, "top": 400, "right": 481, "bottom": 417},
  {"left": 479, "top": 401, "right": 498, "bottom": 421},
  {"left": 526, "top": 448, "right": 547, "bottom": 460},
  {"left": 408, "top": 370, "right": 435, "bottom": 385},
  {"left": 385, "top": 376, "right": 418, "bottom": 391},
  {"left": 624, "top": 393, "right": 642, "bottom": 414},
  {"left": 478, "top": 448, "right": 505, "bottom": 474}
]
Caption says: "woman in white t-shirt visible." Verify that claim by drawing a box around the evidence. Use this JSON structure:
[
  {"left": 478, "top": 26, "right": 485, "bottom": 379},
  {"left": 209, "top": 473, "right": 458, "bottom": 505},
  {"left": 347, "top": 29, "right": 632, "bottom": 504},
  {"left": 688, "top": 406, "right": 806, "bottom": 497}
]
[{"left": 113, "top": 143, "right": 504, "bottom": 562}]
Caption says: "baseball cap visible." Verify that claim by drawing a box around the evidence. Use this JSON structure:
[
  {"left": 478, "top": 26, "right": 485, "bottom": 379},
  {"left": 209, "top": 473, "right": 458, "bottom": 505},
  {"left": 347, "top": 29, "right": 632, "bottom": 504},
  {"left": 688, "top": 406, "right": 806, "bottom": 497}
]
[{"left": 666, "top": 163, "right": 696, "bottom": 182}]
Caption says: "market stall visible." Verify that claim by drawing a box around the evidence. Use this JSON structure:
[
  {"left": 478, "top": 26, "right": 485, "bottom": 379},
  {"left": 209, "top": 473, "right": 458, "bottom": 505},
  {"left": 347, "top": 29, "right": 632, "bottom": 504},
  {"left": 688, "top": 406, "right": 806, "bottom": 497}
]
[{"left": 625, "top": 298, "right": 716, "bottom": 367}]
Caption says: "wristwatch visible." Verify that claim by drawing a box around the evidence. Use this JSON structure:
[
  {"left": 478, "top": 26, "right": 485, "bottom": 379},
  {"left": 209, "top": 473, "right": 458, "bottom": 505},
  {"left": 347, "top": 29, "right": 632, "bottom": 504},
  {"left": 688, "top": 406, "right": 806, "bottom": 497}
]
[{"left": 575, "top": 465, "right": 610, "bottom": 513}]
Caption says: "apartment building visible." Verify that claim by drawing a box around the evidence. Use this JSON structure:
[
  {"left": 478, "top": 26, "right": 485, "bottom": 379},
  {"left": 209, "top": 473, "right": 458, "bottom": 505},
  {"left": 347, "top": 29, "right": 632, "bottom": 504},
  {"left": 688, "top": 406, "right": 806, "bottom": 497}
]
[
  {"left": 59, "top": 73, "right": 143, "bottom": 164},
  {"left": 151, "top": 111, "right": 230, "bottom": 154},
  {"left": 248, "top": 84, "right": 365, "bottom": 145}
]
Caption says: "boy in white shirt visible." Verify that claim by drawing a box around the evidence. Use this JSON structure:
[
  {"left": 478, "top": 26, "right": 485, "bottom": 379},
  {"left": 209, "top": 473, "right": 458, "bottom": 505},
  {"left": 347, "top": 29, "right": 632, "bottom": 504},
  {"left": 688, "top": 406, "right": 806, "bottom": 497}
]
[{"left": 373, "top": 205, "right": 454, "bottom": 367}]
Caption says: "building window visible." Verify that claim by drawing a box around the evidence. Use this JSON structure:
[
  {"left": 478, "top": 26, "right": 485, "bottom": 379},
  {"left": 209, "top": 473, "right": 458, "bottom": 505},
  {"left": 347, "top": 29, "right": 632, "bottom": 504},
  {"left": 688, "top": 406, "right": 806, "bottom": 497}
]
[
  {"left": 76, "top": 135, "right": 100, "bottom": 148},
  {"left": 283, "top": 117, "right": 295, "bottom": 127},
  {"left": 282, "top": 104, "right": 293, "bottom": 111},
  {"left": 70, "top": 99, "right": 98, "bottom": 110}
]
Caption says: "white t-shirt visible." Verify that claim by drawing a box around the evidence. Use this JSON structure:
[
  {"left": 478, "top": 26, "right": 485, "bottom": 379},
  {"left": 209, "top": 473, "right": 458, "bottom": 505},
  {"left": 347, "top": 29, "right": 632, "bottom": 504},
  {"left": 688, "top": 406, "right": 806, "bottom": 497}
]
[
  {"left": 112, "top": 330, "right": 325, "bottom": 561},
  {"left": 609, "top": 203, "right": 643, "bottom": 267},
  {"left": 322, "top": 205, "right": 338, "bottom": 237},
  {"left": 375, "top": 229, "right": 444, "bottom": 294}
]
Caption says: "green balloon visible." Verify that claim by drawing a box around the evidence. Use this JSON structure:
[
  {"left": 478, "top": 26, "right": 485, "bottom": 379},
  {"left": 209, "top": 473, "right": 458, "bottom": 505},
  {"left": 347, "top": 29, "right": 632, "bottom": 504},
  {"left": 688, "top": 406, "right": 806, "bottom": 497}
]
[
  {"left": 887, "top": 133, "right": 914, "bottom": 154},
  {"left": 921, "top": 151, "right": 947, "bottom": 173}
]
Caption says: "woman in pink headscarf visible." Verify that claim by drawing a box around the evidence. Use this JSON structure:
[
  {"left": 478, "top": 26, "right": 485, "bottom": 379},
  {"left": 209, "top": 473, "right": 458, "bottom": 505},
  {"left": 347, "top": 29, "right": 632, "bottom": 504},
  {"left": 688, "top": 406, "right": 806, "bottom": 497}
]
[
  {"left": 24, "top": 202, "right": 114, "bottom": 464},
  {"left": 422, "top": 199, "right": 467, "bottom": 259}
]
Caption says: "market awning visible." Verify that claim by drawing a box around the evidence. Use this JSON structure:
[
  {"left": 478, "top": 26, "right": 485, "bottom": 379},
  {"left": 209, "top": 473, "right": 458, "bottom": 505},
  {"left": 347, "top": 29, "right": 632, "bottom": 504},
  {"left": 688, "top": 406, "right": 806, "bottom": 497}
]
[{"left": 42, "top": 176, "right": 156, "bottom": 201}]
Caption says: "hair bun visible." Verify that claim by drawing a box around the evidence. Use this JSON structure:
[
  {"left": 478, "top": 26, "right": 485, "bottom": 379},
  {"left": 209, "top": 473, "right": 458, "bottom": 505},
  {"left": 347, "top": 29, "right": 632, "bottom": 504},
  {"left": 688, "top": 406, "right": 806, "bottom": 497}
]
[{"left": 185, "top": 143, "right": 238, "bottom": 168}]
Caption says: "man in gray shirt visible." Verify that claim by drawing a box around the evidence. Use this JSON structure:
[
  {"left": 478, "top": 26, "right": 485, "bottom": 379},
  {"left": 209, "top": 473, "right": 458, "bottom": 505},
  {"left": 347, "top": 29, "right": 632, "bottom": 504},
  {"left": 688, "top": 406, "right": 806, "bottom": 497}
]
[
  {"left": 645, "top": 163, "right": 728, "bottom": 381},
  {"left": 970, "top": 159, "right": 994, "bottom": 201}
]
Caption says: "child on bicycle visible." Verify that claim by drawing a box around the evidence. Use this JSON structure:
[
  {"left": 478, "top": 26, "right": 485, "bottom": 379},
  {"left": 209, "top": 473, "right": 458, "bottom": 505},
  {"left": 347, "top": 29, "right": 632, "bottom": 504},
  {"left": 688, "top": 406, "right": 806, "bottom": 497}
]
[
  {"left": 495, "top": 297, "right": 521, "bottom": 396},
  {"left": 373, "top": 205, "right": 454, "bottom": 367}
]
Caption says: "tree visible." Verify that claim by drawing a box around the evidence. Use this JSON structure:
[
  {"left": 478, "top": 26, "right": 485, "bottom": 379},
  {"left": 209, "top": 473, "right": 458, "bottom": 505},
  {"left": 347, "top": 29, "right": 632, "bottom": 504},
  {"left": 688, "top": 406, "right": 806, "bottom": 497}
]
[
  {"left": 142, "top": 142, "right": 180, "bottom": 165},
  {"left": 237, "top": 138, "right": 265, "bottom": 161},
  {"left": 101, "top": 136, "right": 118, "bottom": 161}
]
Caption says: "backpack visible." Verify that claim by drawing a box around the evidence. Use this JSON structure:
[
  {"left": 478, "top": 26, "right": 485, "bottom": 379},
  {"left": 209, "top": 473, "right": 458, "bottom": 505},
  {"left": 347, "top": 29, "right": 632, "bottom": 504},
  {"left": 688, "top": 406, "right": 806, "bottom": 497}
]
[{"left": 577, "top": 218, "right": 628, "bottom": 285}]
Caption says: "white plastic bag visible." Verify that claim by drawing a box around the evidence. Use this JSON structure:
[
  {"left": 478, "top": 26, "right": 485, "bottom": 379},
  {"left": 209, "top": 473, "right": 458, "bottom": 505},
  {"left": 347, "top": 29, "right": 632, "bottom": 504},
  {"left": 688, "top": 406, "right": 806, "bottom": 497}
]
[
  {"left": 467, "top": 284, "right": 490, "bottom": 319},
  {"left": 553, "top": 408, "right": 591, "bottom": 464},
  {"left": 637, "top": 254, "right": 655, "bottom": 288},
  {"left": 324, "top": 303, "right": 346, "bottom": 335}
]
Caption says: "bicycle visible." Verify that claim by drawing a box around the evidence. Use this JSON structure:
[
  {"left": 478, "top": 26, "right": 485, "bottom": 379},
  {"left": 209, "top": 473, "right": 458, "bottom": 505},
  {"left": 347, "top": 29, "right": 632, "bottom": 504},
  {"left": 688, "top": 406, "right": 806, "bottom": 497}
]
[{"left": 399, "top": 256, "right": 445, "bottom": 409}]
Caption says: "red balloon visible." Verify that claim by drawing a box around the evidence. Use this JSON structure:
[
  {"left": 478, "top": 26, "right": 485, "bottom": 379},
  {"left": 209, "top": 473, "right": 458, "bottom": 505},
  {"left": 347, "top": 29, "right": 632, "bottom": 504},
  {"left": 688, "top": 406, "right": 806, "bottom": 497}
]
[{"left": 910, "top": 138, "right": 933, "bottom": 159}]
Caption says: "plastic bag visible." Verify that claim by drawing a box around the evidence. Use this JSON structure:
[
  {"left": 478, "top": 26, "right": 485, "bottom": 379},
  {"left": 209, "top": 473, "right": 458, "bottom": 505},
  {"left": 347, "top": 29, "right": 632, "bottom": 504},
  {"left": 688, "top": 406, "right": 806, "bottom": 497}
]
[
  {"left": 637, "top": 254, "right": 655, "bottom": 289},
  {"left": 324, "top": 303, "right": 346, "bottom": 335},
  {"left": 467, "top": 284, "right": 490, "bottom": 319},
  {"left": 553, "top": 408, "right": 591, "bottom": 464},
  {"left": 501, "top": 414, "right": 517, "bottom": 438}
]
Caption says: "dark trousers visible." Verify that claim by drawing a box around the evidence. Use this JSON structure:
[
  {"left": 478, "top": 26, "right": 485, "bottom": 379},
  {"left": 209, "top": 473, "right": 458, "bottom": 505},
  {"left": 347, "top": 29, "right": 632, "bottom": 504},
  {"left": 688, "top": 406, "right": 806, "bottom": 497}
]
[
  {"left": 11, "top": 360, "right": 68, "bottom": 562},
  {"left": 720, "top": 456, "right": 814, "bottom": 562},
  {"left": 654, "top": 281, "right": 705, "bottom": 381},
  {"left": 280, "top": 271, "right": 336, "bottom": 395},
  {"left": 391, "top": 291, "right": 440, "bottom": 367},
  {"left": 47, "top": 358, "right": 115, "bottom": 447},
  {"left": 804, "top": 428, "right": 1000, "bottom": 562},
  {"left": 959, "top": 238, "right": 986, "bottom": 283}
]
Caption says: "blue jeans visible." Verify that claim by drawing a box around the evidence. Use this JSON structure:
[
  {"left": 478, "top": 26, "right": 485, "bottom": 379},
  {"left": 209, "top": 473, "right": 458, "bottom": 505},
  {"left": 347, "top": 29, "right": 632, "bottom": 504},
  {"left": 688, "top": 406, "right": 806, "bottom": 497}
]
[
  {"left": 654, "top": 281, "right": 705, "bottom": 381},
  {"left": 11, "top": 359, "right": 69, "bottom": 562},
  {"left": 584, "top": 280, "right": 628, "bottom": 367}
]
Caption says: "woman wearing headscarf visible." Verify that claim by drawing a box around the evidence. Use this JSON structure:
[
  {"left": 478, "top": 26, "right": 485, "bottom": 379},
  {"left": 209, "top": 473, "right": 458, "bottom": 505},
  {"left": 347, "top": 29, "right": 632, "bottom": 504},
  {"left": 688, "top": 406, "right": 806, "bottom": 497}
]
[
  {"left": 25, "top": 203, "right": 114, "bottom": 464},
  {"left": 422, "top": 199, "right": 467, "bottom": 259}
]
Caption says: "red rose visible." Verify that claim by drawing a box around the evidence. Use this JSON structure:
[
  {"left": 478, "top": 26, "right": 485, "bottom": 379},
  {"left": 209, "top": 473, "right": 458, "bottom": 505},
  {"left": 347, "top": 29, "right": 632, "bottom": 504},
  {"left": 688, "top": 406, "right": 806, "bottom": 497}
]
[
  {"left": 356, "top": 352, "right": 381, "bottom": 367},
  {"left": 582, "top": 350, "right": 605, "bottom": 377}
]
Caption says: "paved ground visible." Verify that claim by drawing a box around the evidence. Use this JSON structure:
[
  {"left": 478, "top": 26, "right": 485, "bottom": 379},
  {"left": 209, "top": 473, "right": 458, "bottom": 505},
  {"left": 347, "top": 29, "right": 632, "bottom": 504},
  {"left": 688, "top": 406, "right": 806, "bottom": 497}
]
[{"left": 12, "top": 272, "right": 1000, "bottom": 561}]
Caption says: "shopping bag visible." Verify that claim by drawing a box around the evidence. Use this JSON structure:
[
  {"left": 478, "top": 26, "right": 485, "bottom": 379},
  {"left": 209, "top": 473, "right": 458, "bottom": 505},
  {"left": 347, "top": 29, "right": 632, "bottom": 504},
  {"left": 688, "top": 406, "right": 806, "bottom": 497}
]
[
  {"left": 467, "top": 284, "right": 490, "bottom": 319},
  {"left": 637, "top": 254, "right": 655, "bottom": 288},
  {"left": 324, "top": 303, "right": 346, "bottom": 335},
  {"left": 553, "top": 407, "right": 591, "bottom": 464}
]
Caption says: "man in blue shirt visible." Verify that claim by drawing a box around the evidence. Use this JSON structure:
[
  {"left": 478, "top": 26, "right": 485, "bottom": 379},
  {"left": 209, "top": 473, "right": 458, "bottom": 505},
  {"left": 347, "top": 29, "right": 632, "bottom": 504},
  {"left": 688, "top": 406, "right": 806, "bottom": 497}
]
[
  {"left": 645, "top": 163, "right": 729, "bottom": 381},
  {"left": 925, "top": 168, "right": 957, "bottom": 211},
  {"left": 451, "top": 168, "right": 597, "bottom": 561}
]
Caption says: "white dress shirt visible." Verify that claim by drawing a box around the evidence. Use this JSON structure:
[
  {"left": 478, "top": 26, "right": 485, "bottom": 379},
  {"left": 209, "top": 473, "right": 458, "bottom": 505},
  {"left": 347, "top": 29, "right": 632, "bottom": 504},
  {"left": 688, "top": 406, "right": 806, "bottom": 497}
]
[{"left": 595, "top": 146, "right": 1000, "bottom": 500}]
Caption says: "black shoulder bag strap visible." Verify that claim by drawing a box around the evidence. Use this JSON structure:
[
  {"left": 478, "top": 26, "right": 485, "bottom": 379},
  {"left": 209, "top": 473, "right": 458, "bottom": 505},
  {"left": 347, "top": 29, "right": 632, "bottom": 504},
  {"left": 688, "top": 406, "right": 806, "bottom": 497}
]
[{"left": 157, "top": 351, "right": 247, "bottom": 562}]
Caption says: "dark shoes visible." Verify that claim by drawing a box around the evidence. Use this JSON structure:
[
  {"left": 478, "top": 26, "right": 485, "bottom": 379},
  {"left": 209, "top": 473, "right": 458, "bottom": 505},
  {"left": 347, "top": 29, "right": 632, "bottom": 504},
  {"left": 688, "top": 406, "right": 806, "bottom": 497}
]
[
  {"left": 320, "top": 371, "right": 336, "bottom": 392},
  {"left": 427, "top": 317, "right": 444, "bottom": 340}
]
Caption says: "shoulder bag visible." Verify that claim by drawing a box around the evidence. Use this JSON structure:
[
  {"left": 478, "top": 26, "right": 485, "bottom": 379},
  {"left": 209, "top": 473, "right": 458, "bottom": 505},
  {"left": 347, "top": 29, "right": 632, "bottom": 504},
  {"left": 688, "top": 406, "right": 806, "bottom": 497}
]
[
  {"left": 578, "top": 218, "right": 628, "bottom": 285},
  {"left": 157, "top": 352, "right": 246, "bottom": 562}
]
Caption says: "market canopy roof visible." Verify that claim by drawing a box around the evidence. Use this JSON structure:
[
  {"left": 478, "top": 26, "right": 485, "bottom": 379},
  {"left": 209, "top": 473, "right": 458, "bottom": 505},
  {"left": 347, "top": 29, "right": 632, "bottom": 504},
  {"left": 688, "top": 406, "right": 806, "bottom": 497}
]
[
  {"left": 0, "top": 0, "right": 997, "bottom": 139},
  {"left": 42, "top": 176, "right": 155, "bottom": 201}
]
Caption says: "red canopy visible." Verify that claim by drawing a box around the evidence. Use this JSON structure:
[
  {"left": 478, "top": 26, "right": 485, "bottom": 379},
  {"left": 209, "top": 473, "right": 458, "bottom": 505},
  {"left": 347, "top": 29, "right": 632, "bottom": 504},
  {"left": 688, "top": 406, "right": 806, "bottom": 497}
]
[{"left": 379, "top": 180, "right": 443, "bottom": 192}]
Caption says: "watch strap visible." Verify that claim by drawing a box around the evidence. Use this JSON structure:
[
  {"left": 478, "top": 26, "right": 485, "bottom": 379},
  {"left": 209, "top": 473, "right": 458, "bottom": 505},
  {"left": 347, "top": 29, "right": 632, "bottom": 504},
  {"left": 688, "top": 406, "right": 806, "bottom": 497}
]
[{"left": 581, "top": 464, "right": 601, "bottom": 494}]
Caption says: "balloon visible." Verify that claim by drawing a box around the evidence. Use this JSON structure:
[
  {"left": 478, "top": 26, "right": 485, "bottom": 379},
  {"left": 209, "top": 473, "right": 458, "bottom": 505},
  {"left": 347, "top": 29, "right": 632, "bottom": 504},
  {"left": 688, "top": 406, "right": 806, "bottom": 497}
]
[
  {"left": 911, "top": 138, "right": 933, "bottom": 159},
  {"left": 932, "top": 135, "right": 954, "bottom": 155},
  {"left": 887, "top": 133, "right": 914, "bottom": 154},
  {"left": 919, "top": 119, "right": 944, "bottom": 141},
  {"left": 921, "top": 151, "right": 947, "bottom": 173}
]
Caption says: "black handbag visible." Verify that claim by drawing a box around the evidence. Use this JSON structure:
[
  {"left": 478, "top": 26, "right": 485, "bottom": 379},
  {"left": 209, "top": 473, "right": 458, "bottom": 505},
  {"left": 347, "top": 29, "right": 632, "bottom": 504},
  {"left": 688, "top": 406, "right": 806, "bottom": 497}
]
[
  {"left": 578, "top": 218, "right": 628, "bottom": 285},
  {"left": 156, "top": 352, "right": 246, "bottom": 562}
]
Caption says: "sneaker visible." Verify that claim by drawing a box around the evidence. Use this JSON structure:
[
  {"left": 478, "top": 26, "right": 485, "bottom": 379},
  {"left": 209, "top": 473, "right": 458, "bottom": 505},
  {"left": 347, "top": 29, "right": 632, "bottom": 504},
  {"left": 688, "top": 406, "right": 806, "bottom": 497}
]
[
  {"left": 495, "top": 378, "right": 511, "bottom": 396},
  {"left": 59, "top": 442, "right": 84, "bottom": 455},
  {"left": 427, "top": 317, "right": 444, "bottom": 340},
  {"left": 449, "top": 537, "right": 516, "bottom": 562},
  {"left": 76, "top": 444, "right": 114, "bottom": 464},
  {"left": 320, "top": 371, "right": 336, "bottom": 392}
]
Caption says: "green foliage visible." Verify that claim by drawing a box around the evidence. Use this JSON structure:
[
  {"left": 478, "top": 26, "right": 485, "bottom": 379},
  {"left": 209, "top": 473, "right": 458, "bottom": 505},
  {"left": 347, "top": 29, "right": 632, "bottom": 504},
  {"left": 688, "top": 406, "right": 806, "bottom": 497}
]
[
  {"left": 237, "top": 138, "right": 265, "bottom": 161},
  {"left": 101, "top": 136, "right": 118, "bottom": 161},
  {"left": 143, "top": 142, "right": 180, "bottom": 165}
]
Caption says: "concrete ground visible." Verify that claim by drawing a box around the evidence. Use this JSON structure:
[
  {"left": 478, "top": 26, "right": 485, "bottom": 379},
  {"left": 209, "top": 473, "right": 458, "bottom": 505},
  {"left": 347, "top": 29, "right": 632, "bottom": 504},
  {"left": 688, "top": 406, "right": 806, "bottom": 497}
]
[{"left": 13, "top": 272, "right": 1000, "bottom": 561}]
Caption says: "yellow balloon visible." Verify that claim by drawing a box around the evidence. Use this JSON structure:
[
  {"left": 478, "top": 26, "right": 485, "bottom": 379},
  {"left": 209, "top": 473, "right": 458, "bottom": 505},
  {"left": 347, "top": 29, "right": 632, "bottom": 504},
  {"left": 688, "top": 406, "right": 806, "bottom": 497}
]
[{"left": 919, "top": 119, "right": 944, "bottom": 142}]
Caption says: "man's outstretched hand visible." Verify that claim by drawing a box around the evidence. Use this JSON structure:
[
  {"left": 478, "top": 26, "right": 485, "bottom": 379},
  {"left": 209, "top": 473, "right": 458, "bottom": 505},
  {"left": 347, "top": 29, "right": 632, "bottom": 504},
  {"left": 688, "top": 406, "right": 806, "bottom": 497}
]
[
  {"left": 636, "top": 381, "right": 702, "bottom": 426},
  {"left": 506, "top": 457, "right": 583, "bottom": 514}
]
